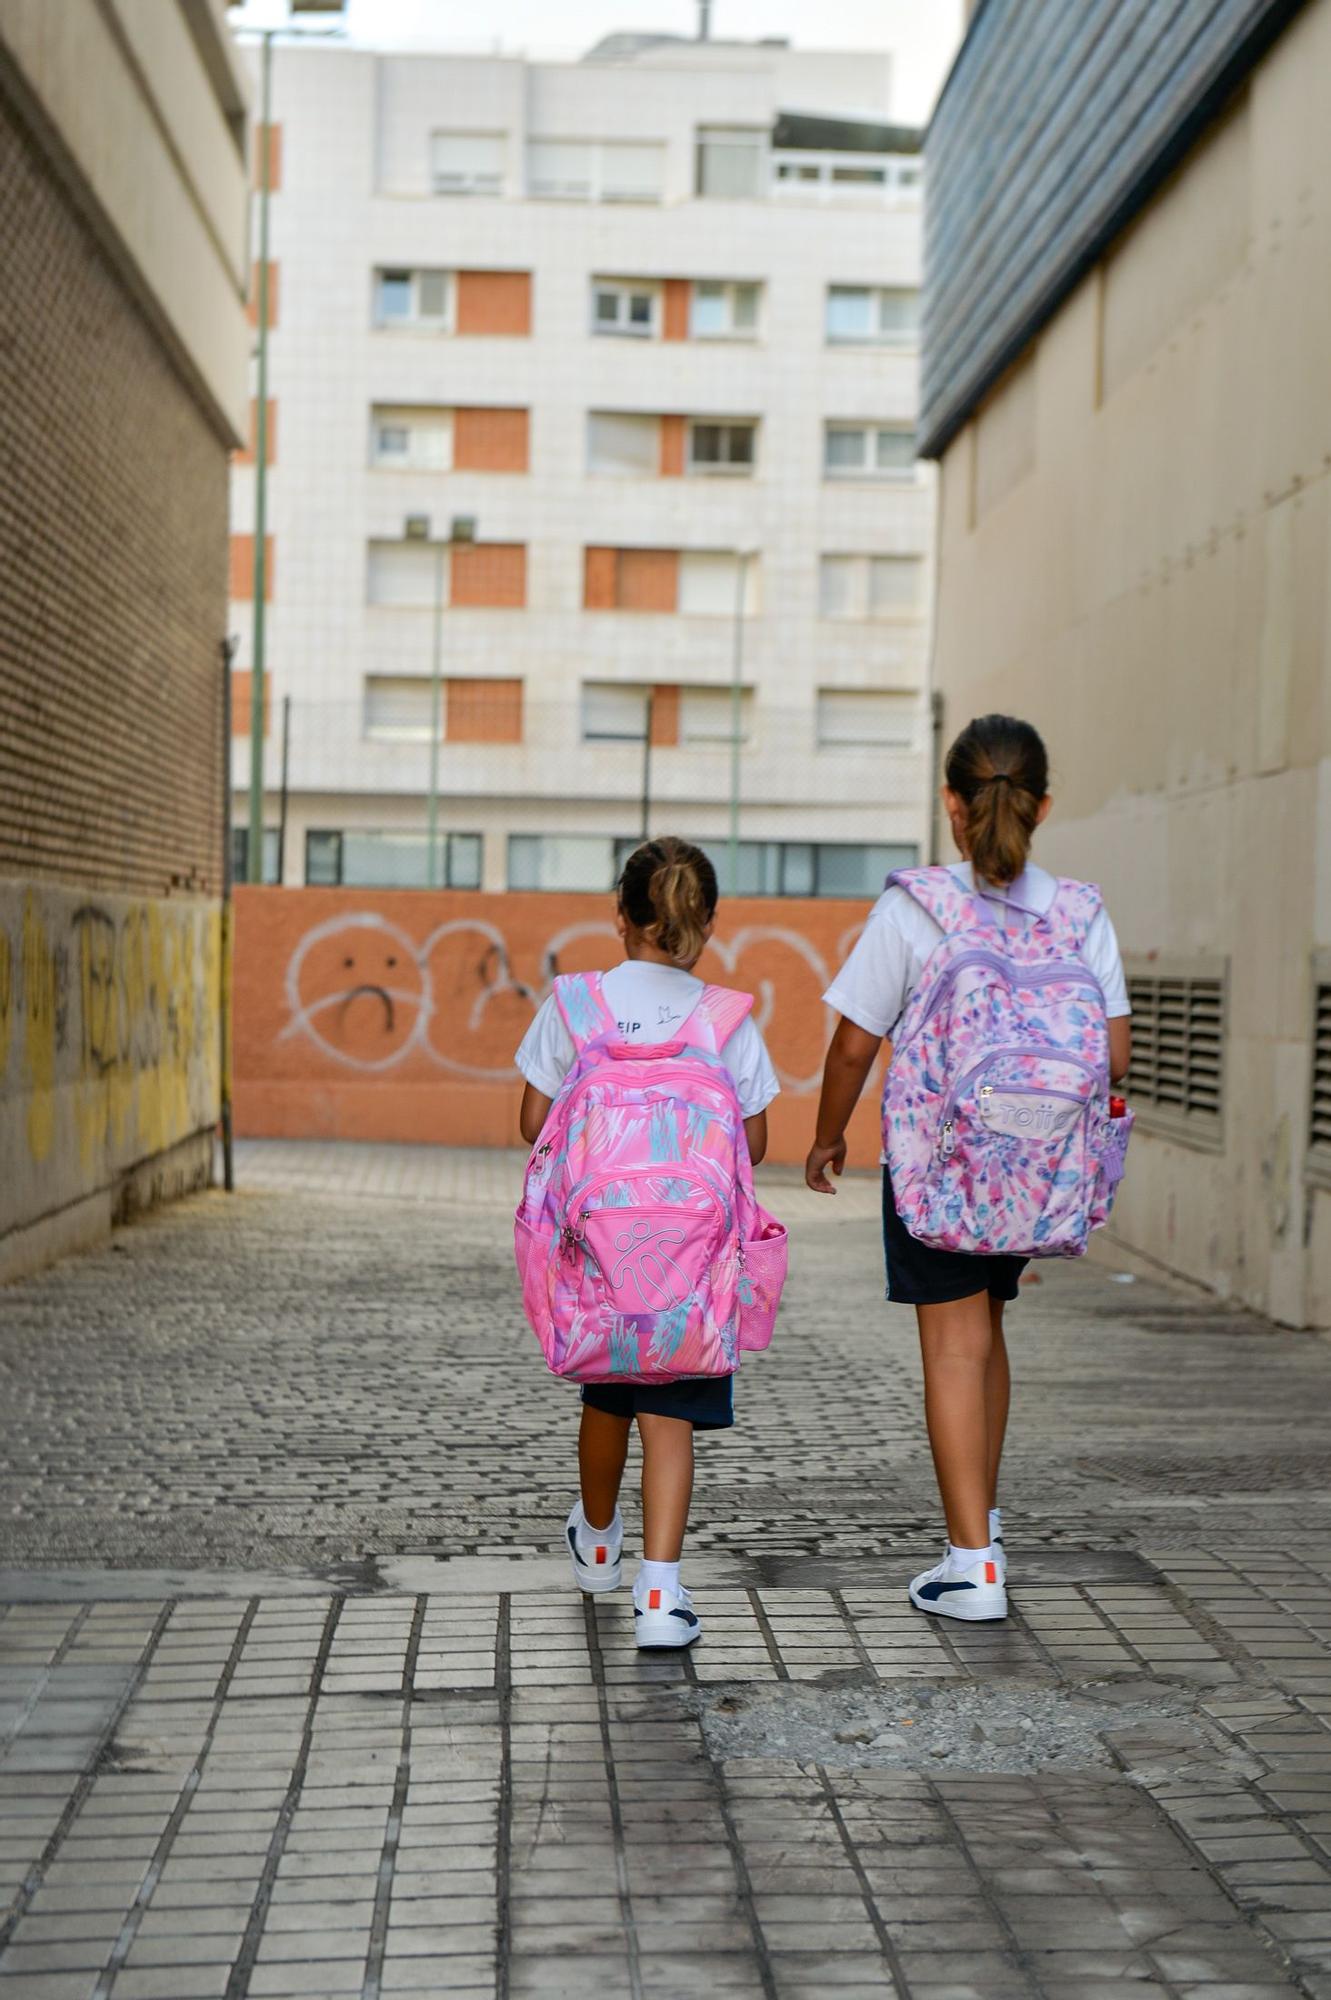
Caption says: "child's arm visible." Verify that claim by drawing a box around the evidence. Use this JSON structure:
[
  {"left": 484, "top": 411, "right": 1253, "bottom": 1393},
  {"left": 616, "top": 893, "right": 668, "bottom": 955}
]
[
  {"left": 744, "top": 1112, "right": 768, "bottom": 1166},
  {"left": 1109, "top": 1017, "right": 1130, "bottom": 1083},
  {"left": 805, "top": 1017, "right": 884, "bottom": 1193},
  {"left": 519, "top": 1084, "right": 554, "bottom": 1146}
]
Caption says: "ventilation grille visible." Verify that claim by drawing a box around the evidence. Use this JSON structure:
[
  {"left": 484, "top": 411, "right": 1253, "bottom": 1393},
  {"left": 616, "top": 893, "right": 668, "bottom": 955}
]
[
  {"left": 1311, "top": 971, "right": 1331, "bottom": 1179},
  {"left": 1125, "top": 965, "right": 1225, "bottom": 1141}
]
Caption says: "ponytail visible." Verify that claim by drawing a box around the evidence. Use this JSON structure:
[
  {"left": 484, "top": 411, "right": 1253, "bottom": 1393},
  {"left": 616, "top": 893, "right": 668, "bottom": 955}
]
[
  {"left": 944, "top": 715, "right": 1048, "bottom": 887},
  {"left": 617, "top": 837, "right": 718, "bottom": 968}
]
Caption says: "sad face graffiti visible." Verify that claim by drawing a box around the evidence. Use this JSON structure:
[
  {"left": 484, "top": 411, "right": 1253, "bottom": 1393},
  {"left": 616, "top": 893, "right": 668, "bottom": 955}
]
[{"left": 283, "top": 915, "right": 429, "bottom": 1070}]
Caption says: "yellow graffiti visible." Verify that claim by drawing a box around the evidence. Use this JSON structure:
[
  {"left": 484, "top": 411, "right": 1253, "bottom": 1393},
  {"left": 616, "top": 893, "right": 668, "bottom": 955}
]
[{"left": 22, "top": 894, "right": 58, "bottom": 1162}]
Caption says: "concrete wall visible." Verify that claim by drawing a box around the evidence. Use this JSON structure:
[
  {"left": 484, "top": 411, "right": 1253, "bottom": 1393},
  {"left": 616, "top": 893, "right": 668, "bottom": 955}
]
[
  {"left": 0, "top": 1, "right": 247, "bottom": 1278},
  {"left": 231, "top": 887, "right": 885, "bottom": 1170},
  {"left": 927, "top": 1, "right": 1331, "bottom": 1325},
  {"left": 0, "top": 885, "right": 222, "bottom": 1280}
]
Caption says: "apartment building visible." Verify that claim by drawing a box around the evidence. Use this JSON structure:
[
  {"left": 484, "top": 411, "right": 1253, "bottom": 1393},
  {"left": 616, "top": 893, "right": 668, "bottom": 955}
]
[
  {"left": 229, "top": 29, "right": 934, "bottom": 898},
  {"left": 921, "top": 0, "right": 1331, "bottom": 1326}
]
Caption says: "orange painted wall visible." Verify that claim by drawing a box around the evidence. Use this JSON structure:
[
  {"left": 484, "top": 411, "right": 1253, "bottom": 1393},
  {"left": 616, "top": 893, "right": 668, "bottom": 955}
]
[
  {"left": 232, "top": 888, "right": 886, "bottom": 1168},
  {"left": 455, "top": 270, "right": 532, "bottom": 336}
]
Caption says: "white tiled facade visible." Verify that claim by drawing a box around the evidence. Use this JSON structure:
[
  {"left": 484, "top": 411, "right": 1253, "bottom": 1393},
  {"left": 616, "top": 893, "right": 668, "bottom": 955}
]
[{"left": 230, "top": 34, "right": 934, "bottom": 896}]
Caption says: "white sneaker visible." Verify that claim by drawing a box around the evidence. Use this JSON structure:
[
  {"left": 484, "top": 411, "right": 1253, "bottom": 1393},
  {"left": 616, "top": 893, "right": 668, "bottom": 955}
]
[
  {"left": 909, "top": 1550, "right": 1007, "bottom": 1622},
  {"left": 565, "top": 1503, "right": 622, "bottom": 1594},
  {"left": 633, "top": 1582, "right": 701, "bottom": 1650}
]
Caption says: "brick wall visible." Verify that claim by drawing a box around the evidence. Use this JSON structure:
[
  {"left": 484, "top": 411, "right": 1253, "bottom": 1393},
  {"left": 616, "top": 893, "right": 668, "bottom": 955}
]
[
  {"left": 452, "top": 406, "right": 529, "bottom": 472},
  {"left": 455, "top": 270, "right": 532, "bottom": 337},
  {"left": 0, "top": 92, "right": 228, "bottom": 900},
  {"left": 450, "top": 542, "right": 526, "bottom": 608}
]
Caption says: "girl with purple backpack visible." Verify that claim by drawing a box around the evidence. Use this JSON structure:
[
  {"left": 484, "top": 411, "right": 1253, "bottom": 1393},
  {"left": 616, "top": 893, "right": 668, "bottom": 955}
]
[
  {"left": 515, "top": 838, "right": 780, "bottom": 1649},
  {"left": 806, "top": 716, "right": 1132, "bottom": 1622}
]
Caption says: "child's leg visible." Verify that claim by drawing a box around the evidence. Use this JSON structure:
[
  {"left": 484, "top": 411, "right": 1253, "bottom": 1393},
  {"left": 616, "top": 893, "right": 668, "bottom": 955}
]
[
  {"left": 986, "top": 1300, "right": 1011, "bottom": 1511},
  {"left": 637, "top": 1412, "right": 694, "bottom": 1562},
  {"left": 578, "top": 1405, "right": 632, "bottom": 1528},
  {"left": 916, "top": 1291, "right": 995, "bottom": 1550}
]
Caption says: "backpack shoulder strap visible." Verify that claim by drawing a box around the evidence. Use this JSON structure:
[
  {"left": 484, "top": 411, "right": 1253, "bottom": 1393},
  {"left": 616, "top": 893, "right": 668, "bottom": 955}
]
[
  {"left": 680, "top": 983, "right": 754, "bottom": 1052},
  {"left": 888, "top": 865, "right": 1001, "bottom": 941},
  {"left": 1045, "top": 879, "right": 1103, "bottom": 950},
  {"left": 552, "top": 971, "right": 617, "bottom": 1053}
]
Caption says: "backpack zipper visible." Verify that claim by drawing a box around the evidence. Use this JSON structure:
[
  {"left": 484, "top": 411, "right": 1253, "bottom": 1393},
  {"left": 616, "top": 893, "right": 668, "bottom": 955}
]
[
  {"left": 939, "top": 1045, "right": 1103, "bottom": 1156},
  {"left": 902, "top": 950, "right": 1106, "bottom": 1052}
]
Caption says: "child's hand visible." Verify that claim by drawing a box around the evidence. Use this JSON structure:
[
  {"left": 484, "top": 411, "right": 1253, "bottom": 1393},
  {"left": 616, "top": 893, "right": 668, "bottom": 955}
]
[{"left": 805, "top": 1138, "right": 846, "bottom": 1194}]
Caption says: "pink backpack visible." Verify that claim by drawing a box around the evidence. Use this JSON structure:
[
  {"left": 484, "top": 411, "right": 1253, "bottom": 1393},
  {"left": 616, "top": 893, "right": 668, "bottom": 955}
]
[
  {"left": 882, "top": 868, "right": 1132, "bottom": 1258},
  {"left": 514, "top": 972, "right": 787, "bottom": 1383}
]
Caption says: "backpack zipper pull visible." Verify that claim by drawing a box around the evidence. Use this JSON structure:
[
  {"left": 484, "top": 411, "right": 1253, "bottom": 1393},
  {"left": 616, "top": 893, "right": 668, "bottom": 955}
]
[{"left": 940, "top": 1120, "right": 957, "bottom": 1157}]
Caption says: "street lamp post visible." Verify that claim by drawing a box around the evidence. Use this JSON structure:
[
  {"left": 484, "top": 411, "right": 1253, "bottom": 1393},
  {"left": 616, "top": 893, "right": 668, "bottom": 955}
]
[
  {"left": 728, "top": 550, "right": 755, "bottom": 896},
  {"left": 236, "top": 3, "right": 346, "bottom": 884},
  {"left": 405, "top": 513, "right": 476, "bottom": 889}
]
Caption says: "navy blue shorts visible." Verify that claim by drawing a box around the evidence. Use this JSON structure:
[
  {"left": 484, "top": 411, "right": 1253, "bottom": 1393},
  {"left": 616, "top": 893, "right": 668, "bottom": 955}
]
[
  {"left": 581, "top": 1376, "right": 734, "bottom": 1430},
  {"left": 883, "top": 1166, "right": 1027, "bottom": 1307}
]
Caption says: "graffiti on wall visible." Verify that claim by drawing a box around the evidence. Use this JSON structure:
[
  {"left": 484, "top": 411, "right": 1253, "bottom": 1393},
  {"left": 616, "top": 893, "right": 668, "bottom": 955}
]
[
  {"left": 0, "top": 886, "right": 221, "bottom": 1232},
  {"left": 280, "top": 910, "right": 866, "bottom": 1095}
]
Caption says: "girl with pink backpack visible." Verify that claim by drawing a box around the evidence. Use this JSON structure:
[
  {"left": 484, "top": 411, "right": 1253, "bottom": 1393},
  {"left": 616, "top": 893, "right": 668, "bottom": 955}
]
[
  {"left": 806, "top": 716, "right": 1132, "bottom": 1623},
  {"left": 515, "top": 838, "right": 784, "bottom": 1649}
]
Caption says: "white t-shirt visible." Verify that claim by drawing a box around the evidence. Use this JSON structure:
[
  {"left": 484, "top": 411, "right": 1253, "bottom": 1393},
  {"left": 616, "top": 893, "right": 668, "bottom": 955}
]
[
  {"left": 515, "top": 963, "right": 780, "bottom": 1118},
  {"left": 823, "top": 862, "right": 1131, "bottom": 1043}
]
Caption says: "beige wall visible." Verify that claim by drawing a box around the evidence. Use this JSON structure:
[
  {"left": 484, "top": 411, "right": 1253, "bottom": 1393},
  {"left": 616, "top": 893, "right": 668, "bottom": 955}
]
[{"left": 930, "top": 0, "right": 1331, "bottom": 1326}]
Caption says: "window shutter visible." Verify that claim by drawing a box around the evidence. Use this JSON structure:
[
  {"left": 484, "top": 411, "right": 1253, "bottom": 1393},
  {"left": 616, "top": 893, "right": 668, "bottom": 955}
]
[{"left": 582, "top": 684, "right": 649, "bottom": 741}]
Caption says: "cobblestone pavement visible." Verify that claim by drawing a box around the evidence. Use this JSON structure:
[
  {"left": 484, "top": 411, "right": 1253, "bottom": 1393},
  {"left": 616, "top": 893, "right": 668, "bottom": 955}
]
[{"left": 0, "top": 1141, "right": 1329, "bottom": 2000}]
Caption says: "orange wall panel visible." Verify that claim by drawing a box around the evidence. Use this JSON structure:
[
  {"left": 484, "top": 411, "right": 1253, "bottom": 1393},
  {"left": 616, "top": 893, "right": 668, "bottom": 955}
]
[
  {"left": 235, "top": 398, "right": 277, "bottom": 467},
  {"left": 583, "top": 546, "right": 617, "bottom": 609},
  {"left": 450, "top": 542, "right": 526, "bottom": 608},
  {"left": 246, "top": 261, "right": 279, "bottom": 330},
  {"left": 230, "top": 671, "right": 271, "bottom": 738},
  {"left": 447, "top": 678, "right": 523, "bottom": 743},
  {"left": 658, "top": 414, "right": 686, "bottom": 477},
  {"left": 452, "top": 406, "right": 529, "bottom": 472},
  {"left": 231, "top": 887, "right": 886, "bottom": 1168},
  {"left": 253, "top": 122, "right": 282, "bottom": 192},
  {"left": 650, "top": 684, "right": 681, "bottom": 746},
  {"left": 618, "top": 548, "right": 678, "bottom": 612},
  {"left": 229, "top": 533, "right": 274, "bottom": 602},
  {"left": 662, "top": 278, "right": 691, "bottom": 341},
  {"left": 455, "top": 270, "right": 532, "bottom": 336}
]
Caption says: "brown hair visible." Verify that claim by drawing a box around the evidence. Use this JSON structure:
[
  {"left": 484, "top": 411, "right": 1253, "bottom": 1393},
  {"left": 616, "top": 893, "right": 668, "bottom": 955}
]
[
  {"left": 944, "top": 714, "right": 1049, "bottom": 887},
  {"left": 617, "top": 837, "right": 718, "bottom": 968}
]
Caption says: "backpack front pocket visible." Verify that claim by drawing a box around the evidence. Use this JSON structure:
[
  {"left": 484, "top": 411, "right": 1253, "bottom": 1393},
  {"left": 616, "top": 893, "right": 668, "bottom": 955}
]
[{"left": 580, "top": 1205, "right": 719, "bottom": 1315}]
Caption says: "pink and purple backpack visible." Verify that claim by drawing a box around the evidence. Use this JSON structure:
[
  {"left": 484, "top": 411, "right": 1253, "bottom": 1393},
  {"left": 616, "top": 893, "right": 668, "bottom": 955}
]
[
  {"left": 514, "top": 972, "right": 788, "bottom": 1383},
  {"left": 882, "top": 868, "right": 1132, "bottom": 1259}
]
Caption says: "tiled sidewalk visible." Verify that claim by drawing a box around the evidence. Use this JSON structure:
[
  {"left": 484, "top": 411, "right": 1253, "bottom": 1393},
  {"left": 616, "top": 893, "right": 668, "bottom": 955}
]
[{"left": 0, "top": 1143, "right": 1329, "bottom": 1998}]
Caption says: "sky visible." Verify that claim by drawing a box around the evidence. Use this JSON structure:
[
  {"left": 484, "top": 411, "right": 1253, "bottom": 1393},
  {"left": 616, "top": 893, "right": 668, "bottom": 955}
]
[{"left": 229, "top": 0, "right": 966, "bottom": 125}]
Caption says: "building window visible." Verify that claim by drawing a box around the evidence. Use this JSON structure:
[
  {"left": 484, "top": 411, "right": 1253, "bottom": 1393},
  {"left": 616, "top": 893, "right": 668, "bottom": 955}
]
[
  {"left": 679, "top": 687, "right": 752, "bottom": 744},
  {"left": 306, "top": 829, "right": 482, "bottom": 890},
  {"left": 679, "top": 551, "right": 759, "bottom": 616},
  {"left": 366, "top": 541, "right": 445, "bottom": 608},
  {"left": 592, "top": 279, "right": 659, "bottom": 337},
  {"left": 1310, "top": 955, "right": 1331, "bottom": 1189},
  {"left": 824, "top": 422, "right": 915, "bottom": 479},
  {"left": 826, "top": 285, "right": 920, "bottom": 346},
  {"left": 587, "top": 412, "right": 659, "bottom": 476},
  {"left": 1125, "top": 961, "right": 1226, "bottom": 1148},
  {"left": 582, "top": 685, "right": 652, "bottom": 743},
  {"left": 527, "top": 140, "right": 664, "bottom": 202},
  {"left": 370, "top": 406, "right": 452, "bottom": 471},
  {"left": 819, "top": 553, "right": 923, "bottom": 620},
  {"left": 816, "top": 690, "right": 918, "bottom": 750},
  {"left": 690, "top": 281, "right": 760, "bottom": 339},
  {"left": 508, "top": 833, "right": 635, "bottom": 893},
  {"left": 430, "top": 131, "right": 504, "bottom": 196},
  {"left": 688, "top": 420, "right": 757, "bottom": 473},
  {"left": 771, "top": 151, "right": 922, "bottom": 202},
  {"left": 374, "top": 267, "right": 452, "bottom": 330},
  {"left": 699, "top": 839, "right": 917, "bottom": 899},
  {"left": 364, "top": 677, "right": 439, "bottom": 741},
  {"left": 696, "top": 127, "right": 765, "bottom": 200},
  {"left": 230, "top": 827, "right": 280, "bottom": 885}
]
